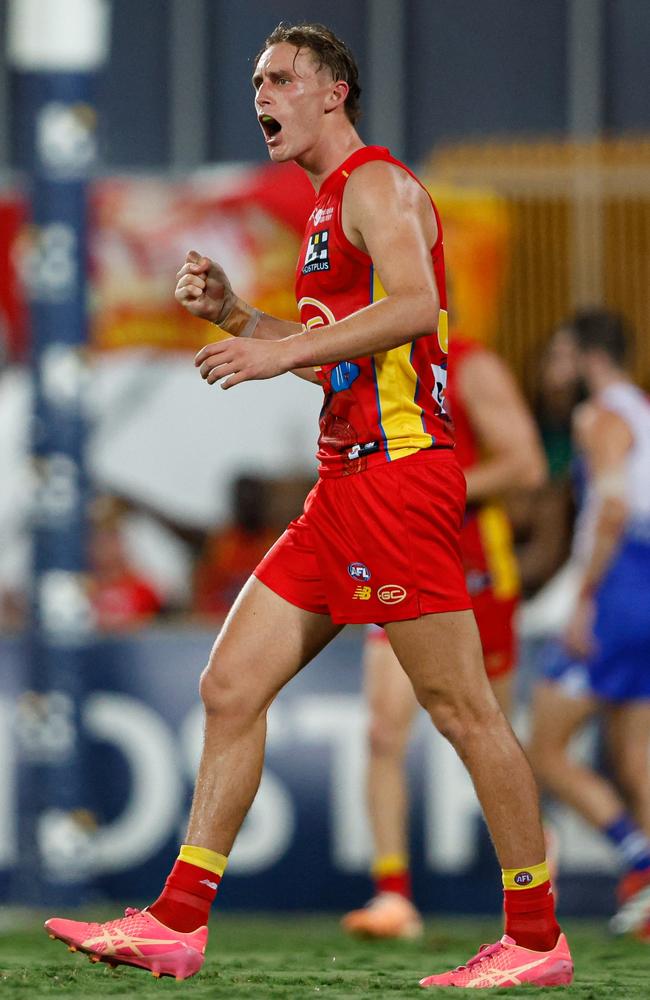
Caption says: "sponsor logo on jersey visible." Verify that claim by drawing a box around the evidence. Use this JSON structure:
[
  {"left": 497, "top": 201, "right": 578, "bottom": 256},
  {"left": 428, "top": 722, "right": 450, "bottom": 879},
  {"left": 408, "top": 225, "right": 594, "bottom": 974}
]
[
  {"left": 302, "top": 229, "right": 330, "bottom": 274},
  {"left": 352, "top": 586, "right": 372, "bottom": 601},
  {"left": 378, "top": 584, "right": 407, "bottom": 605},
  {"left": 313, "top": 206, "right": 334, "bottom": 226},
  {"left": 348, "top": 562, "right": 371, "bottom": 581},
  {"left": 330, "top": 361, "right": 360, "bottom": 392},
  {"left": 431, "top": 361, "right": 448, "bottom": 415},
  {"left": 514, "top": 870, "right": 534, "bottom": 886},
  {"left": 347, "top": 441, "right": 381, "bottom": 461}
]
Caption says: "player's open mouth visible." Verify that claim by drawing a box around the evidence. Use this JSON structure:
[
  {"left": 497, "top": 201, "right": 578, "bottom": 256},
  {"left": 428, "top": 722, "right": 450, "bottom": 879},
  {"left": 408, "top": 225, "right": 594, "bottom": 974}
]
[{"left": 259, "top": 114, "right": 282, "bottom": 143}]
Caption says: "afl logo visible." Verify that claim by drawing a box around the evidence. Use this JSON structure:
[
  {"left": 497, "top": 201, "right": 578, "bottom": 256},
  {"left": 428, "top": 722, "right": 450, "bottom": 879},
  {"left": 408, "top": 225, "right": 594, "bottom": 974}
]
[
  {"left": 514, "top": 871, "right": 534, "bottom": 886},
  {"left": 348, "top": 562, "right": 371, "bottom": 582},
  {"left": 378, "top": 584, "right": 407, "bottom": 605}
]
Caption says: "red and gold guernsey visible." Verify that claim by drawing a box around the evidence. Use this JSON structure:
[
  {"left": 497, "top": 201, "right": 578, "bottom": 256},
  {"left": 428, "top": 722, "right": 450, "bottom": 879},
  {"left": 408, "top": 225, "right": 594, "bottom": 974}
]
[
  {"left": 446, "top": 333, "right": 521, "bottom": 606},
  {"left": 295, "top": 146, "right": 453, "bottom": 477}
]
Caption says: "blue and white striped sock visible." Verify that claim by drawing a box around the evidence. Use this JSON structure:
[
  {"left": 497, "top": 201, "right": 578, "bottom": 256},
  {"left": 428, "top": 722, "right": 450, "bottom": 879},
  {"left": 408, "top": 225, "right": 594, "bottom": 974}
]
[{"left": 603, "top": 813, "right": 650, "bottom": 872}]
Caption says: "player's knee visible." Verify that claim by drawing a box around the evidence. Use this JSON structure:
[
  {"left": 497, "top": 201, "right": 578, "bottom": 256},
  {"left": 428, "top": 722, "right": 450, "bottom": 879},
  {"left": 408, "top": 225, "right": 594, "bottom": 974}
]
[
  {"left": 368, "top": 710, "right": 410, "bottom": 758},
  {"left": 199, "top": 660, "right": 257, "bottom": 722},
  {"left": 527, "top": 739, "right": 560, "bottom": 788},
  {"left": 615, "top": 758, "right": 647, "bottom": 801},
  {"left": 423, "top": 693, "right": 497, "bottom": 751}
]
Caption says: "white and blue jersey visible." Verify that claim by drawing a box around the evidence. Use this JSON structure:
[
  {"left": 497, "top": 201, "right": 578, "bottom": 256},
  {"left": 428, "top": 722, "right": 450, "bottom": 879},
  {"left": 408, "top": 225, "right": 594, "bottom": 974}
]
[{"left": 543, "top": 382, "right": 650, "bottom": 702}]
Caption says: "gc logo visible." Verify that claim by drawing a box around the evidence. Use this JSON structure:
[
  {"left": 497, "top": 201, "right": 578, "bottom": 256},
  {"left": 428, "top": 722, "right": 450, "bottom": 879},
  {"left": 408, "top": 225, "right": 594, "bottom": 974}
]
[
  {"left": 378, "top": 585, "right": 407, "bottom": 605},
  {"left": 297, "top": 296, "right": 335, "bottom": 330}
]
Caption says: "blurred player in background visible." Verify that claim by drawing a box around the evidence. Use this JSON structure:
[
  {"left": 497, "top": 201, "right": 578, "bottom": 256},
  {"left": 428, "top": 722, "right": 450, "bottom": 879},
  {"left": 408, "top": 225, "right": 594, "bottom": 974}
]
[
  {"left": 88, "top": 496, "right": 163, "bottom": 631},
  {"left": 45, "top": 23, "right": 572, "bottom": 988},
  {"left": 342, "top": 332, "right": 546, "bottom": 940},
  {"left": 528, "top": 309, "right": 650, "bottom": 938},
  {"left": 193, "top": 474, "right": 278, "bottom": 619},
  {"left": 512, "top": 328, "right": 584, "bottom": 596}
]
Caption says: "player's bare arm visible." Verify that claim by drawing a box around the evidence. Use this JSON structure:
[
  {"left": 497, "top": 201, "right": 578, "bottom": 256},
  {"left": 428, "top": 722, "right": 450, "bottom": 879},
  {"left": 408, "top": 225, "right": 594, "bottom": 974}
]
[
  {"left": 175, "top": 250, "right": 319, "bottom": 383},
  {"left": 194, "top": 162, "right": 440, "bottom": 389},
  {"left": 459, "top": 351, "right": 547, "bottom": 502},
  {"left": 565, "top": 403, "right": 633, "bottom": 657}
]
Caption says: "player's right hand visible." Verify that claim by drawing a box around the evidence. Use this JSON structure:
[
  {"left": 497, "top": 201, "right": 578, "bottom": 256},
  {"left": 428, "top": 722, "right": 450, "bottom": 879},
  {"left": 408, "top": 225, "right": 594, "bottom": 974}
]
[{"left": 175, "top": 249, "right": 234, "bottom": 325}]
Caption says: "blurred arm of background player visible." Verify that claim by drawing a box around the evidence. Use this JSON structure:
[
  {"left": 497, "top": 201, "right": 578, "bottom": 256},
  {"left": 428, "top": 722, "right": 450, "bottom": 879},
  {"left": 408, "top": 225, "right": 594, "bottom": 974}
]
[
  {"left": 563, "top": 403, "right": 632, "bottom": 658},
  {"left": 458, "top": 349, "right": 547, "bottom": 503},
  {"left": 175, "top": 249, "right": 320, "bottom": 384}
]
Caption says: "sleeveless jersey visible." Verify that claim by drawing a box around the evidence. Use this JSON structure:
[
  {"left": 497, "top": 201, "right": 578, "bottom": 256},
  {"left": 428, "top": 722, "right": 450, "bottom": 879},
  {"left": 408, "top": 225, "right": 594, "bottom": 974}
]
[
  {"left": 446, "top": 334, "right": 520, "bottom": 602},
  {"left": 295, "top": 146, "right": 453, "bottom": 477},
  {"left": 445, "top": 335, "right": 480, "bottom": 471},
  {"left": 573, "top": 381, "right": 650, "bottom": 562}
]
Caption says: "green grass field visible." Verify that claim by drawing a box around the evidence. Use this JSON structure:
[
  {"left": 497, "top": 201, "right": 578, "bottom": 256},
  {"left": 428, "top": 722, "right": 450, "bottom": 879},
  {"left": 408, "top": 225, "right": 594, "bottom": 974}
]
[{"left": 2, "top": 912, "right": 650, "bottom": 998}]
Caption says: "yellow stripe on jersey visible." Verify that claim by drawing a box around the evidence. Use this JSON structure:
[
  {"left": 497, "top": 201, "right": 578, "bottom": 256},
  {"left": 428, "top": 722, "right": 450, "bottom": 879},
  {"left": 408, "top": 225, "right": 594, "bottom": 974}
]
[
  {"left": 438, "top": 308, "right": 449, "bottom": 353},
  {"left": 477, "top": 504, "right": 520, "bottom": 600},
  {"left": 371, "top": 270, "right": 434, "bottom": 460}
]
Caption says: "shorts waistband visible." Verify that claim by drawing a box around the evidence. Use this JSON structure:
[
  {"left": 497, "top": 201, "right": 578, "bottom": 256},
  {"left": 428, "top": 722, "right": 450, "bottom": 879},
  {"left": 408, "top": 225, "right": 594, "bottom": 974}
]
[{"left": 317, "top": 444, "right": 456, "bottom": 479}]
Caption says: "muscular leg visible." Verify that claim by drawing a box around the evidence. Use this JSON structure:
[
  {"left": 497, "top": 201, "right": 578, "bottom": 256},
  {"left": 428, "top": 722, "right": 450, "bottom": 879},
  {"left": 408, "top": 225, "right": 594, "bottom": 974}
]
[
  {"left": 341, "top": 638, "right": 423, "bottom": 938},
  {"left": 365, "top": 642, "right": 513, "bottom": 858},
  {"left": 364, "top": 639, "right": 420, "bottom": 860},
  {"left": 528, "top": 681, "right": 623, "bottom": 828},
  {"left": 385, "top": 610, "right": 545, "bottom": 868},
  {"left": 606, "top": 701, "right": 650, "bottom": 835},
  {"left": 187, "top": 577, "right": 340, "bottom": 854}
]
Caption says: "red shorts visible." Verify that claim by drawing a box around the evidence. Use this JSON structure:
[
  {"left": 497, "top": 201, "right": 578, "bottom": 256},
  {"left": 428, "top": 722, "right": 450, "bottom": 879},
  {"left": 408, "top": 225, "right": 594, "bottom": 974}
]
[
  {"left": 367, "top": 502, "right": 519, "bottom": 678},
  {"left": 255, "top": 449, "right": 471, "bottom": 625}
]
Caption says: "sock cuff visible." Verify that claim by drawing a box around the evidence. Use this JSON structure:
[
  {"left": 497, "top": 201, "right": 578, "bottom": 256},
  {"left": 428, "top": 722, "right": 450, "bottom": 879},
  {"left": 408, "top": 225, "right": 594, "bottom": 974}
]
[
  {"left": 179, "top": 844, "right": 228, "bottom": 877},
  {"left": 372, "top": 853, "right": 409, "bottom": 879},
  {"left": 502, "top": 860, "right": 550, "bottom": 891}
]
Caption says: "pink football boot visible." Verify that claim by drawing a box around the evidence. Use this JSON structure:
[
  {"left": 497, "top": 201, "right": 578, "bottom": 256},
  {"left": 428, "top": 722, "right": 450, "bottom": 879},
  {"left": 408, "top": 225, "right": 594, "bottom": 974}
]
[
  {"left": 44, "top": 907, "right": 207, "bottom": 981},
  {"left": 419, "top": 933, "right": 573, "bottom": 989},
  {"left": 341, "top": 892, "right": 424, "bottom": 939}
]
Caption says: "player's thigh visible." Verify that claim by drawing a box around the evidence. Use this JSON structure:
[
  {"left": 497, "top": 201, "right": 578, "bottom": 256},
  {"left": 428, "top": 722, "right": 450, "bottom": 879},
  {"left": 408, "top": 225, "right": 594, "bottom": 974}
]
[
  {"left": 363, "top": 635, "right": 419, "bottom": 744},
  {"left": 528, "top": 681, "right": 597, "bottom": 758},
  {"left": 383, "top": 609, "right": 494, "bottom": 727},
  {"left": 201, "top": 575, "right": 340, "bottom": 713},
  {"left": 606, "top": 701, "right": 650, "bottom": 785}
]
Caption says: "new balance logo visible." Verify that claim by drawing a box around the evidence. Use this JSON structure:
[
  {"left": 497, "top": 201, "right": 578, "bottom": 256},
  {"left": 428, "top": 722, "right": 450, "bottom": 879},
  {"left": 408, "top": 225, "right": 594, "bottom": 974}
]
[{"left": 353, "top": 586, "right": 372, "bottom": 601}]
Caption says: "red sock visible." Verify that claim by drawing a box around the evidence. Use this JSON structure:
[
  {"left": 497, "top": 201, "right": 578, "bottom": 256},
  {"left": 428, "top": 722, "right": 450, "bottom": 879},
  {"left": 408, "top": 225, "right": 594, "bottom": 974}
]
[
  {"left": 149, "top": 859, "right": 221, "bottom": 932},
  {"left": 375, "top": 869, "right": 412, "bottom": 899},
  {"left": 504, "top": 880, "right": 561, "bottom": 951}
]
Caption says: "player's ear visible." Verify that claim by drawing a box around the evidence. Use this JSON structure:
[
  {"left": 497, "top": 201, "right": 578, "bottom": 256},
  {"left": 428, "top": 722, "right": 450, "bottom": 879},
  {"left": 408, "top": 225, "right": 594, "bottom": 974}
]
[{"left": 326, "top": 80, "right": 349, "bottom": 113}]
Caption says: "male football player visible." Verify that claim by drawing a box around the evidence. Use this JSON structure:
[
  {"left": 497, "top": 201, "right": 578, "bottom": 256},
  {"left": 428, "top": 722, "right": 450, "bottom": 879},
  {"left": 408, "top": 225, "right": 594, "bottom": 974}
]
[
  {"left": 529, "top": 310, "right": 650, "bottom": 940},
  {"left": 46, "top": 23, "right": 572, "bottom": 988},
  {"left": 342, "top": 333, "right": 546, "bottom": 940}
]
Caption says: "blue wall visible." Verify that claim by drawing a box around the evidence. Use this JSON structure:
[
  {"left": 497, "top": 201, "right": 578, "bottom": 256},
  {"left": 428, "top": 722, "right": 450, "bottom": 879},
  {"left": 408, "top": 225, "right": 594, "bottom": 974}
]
[
  {"left": 3, "top": 627, "right": 616, "bottom": 916},
  {"left": 5, "top": 0, "right": 650, "bottom": 169}
]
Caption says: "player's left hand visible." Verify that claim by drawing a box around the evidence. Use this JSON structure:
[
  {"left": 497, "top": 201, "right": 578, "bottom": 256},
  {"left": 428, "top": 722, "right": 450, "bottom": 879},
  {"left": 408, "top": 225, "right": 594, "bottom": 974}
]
[
  {"left": 194, "top": 336, "right": 297, "bottom": 389},
  {"left": 563, "top": 594, "right": 596, "bottom": 659}
]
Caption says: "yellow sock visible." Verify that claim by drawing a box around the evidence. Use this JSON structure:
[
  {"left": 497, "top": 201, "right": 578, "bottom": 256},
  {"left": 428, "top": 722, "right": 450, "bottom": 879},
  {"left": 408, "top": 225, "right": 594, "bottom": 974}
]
[
  {"left": 372, "top": 853, "right": 409, "bottom": 879},
  {"left": 502, "top": 860, "right": 550, "bottom": 891},
  {"left": 179, "top": 844, "right": 228, "bottom": 877}
]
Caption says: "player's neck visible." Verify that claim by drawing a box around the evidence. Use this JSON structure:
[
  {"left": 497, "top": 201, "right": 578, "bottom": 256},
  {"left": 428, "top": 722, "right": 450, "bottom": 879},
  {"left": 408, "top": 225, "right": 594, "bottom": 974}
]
[
  {"left": 589, "top": 366, "right": 629, "bottom": 396},
  {"left": 297, "top": 123, "right": 365, "bottom": 192}
]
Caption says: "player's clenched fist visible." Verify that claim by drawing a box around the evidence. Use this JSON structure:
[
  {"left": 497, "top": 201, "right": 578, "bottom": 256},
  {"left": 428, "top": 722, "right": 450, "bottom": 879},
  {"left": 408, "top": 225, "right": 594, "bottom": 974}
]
[{"left": 174, "top": 249, "right": 235, "bottom": 325}]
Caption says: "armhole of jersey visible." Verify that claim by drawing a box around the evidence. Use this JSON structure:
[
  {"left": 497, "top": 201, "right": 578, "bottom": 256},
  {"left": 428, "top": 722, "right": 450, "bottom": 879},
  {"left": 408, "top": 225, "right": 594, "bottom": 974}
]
[{"left": 336, "top": 155, "right": 442, "bottom": 268}]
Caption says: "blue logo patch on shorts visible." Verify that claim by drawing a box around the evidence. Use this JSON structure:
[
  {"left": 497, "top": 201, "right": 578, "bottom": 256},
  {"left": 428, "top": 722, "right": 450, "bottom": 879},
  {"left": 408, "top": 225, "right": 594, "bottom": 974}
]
[{"left": 348, "top": 562, "right": 371, "bottom": 581}]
